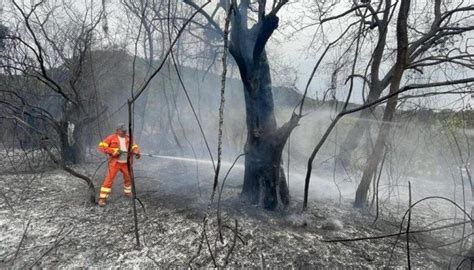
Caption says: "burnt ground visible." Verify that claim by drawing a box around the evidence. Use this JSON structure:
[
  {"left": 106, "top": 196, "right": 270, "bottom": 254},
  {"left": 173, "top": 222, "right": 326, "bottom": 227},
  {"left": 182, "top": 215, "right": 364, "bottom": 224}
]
[{"left": 0, "top": 157, "right": 472, "bottom": 268}]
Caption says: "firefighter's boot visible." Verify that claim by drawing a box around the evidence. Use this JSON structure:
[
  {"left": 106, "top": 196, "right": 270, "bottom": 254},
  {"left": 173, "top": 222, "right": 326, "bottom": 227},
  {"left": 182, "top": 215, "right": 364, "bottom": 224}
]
[
  {"left": 124, "top": 186, "right": 132, "bottom": 198},
  {"left": 98, "top": 198, "right": 107, "bottom": 207}
]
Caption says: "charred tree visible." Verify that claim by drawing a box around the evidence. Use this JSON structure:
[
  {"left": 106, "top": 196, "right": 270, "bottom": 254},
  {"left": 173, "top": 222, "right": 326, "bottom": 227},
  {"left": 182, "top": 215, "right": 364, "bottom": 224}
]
[
  {"left": 354, "top": 0, "right": 411, "bottom": 208},
  {"left": 337, "top": 0, "right": 474, "bottom": 167},
  {"left": 57, "top": 106, "right": 93, "bottom": 164},
  {"left": 184, "top": 0, "right": 299, "bottom": 210},
  {"left": 58, "top": 120, "right": 80, "bottom": 164},
  {"left": 337, "top": 0, "right": 392, "bottom": 168},
  {"left": 3, "top": 1, "right": 107, "bottom": 166},
  {"left": 228, "top": 3, "right": 298, "bottom": 210}
]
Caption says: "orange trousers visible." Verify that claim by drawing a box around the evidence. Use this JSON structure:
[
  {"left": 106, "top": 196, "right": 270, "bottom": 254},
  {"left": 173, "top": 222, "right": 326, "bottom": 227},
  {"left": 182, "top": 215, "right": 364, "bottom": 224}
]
[{"left": 99, "top": 162, "right": 132, "bottom": 199}]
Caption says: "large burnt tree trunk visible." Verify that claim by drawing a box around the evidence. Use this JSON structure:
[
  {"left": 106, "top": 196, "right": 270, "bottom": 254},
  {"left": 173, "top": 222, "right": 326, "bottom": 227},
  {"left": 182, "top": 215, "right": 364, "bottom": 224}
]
[
  {"left": 182, "top": 1, "right": 299, "bottom": 210},
  {"left": 240, "top": 53, "right": 290, "bottom": 209},
  {"left": 228, "top": 2, "right": 299, "bottom": 210}
]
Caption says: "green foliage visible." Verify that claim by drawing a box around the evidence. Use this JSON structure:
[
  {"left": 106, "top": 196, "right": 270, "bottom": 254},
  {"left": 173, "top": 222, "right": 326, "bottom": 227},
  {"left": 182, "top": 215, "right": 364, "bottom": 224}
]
[{"left": 445, "top": 115, "right": 464, "bottom": 130}]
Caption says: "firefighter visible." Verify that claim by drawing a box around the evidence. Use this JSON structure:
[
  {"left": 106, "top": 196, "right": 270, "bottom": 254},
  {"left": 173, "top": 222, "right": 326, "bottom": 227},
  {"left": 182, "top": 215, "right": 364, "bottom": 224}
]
[{"left": 97, "top": 123, "right": 140, "bottom": 206}]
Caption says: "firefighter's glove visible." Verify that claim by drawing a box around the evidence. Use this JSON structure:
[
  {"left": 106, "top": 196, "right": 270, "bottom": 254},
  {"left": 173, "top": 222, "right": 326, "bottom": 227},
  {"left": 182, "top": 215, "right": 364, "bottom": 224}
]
[{"left": 111, "top": 149, "right": 121, "bottom": 157}]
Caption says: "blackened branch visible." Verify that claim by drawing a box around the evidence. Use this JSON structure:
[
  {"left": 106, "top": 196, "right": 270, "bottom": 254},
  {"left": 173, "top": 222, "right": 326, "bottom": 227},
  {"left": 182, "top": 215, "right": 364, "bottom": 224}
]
[
  {"left": 253, "top": 14, "right": 279, "bottom": 64},
  {"left": 272, "top": 113, "right": 301, "bottom": 146}
]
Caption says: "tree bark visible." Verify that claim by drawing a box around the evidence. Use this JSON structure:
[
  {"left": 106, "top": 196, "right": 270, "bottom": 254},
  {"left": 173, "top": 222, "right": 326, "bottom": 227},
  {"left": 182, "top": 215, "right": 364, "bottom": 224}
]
[
  {"left": 228, "top": 9, "right": 298, "bottom": 210},
  {"left": 240, "top": 53, "right": 290, "bottom": 209},
  {"left": 58, "top": 120, "right": 82, "bottom": 164},
  {"left": 354, "top": 0, "right": 411, "bottom": 208}
]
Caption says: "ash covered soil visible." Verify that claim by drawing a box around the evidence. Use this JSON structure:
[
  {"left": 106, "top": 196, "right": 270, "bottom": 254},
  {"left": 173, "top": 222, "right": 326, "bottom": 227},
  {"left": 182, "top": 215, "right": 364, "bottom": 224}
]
[{"left": 0, "top": 158, "right": 466, "bottom": 268}]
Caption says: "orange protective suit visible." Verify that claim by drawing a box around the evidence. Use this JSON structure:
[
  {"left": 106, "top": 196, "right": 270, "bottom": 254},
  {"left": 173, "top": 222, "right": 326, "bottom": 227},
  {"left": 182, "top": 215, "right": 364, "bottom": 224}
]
[{"left": 98, "top": 134, "right": 140, "bottom": 200}]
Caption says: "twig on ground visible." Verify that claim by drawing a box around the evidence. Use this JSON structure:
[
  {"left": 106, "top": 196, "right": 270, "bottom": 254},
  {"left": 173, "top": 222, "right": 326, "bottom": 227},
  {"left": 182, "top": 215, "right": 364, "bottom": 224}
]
[
  {"left": 223, "top": 220, "right": 239, "bottom": 267},
  {"left": 203, "top": 218, "right": 217, "bottom": 267},
  {"left": 28, "top": 226, "right": 74, "bottom": 269},
  {"left": 11, "top": 220, "right": 31, "bottom": 263},
  {"left": 0, "top": 188, "right": 14, "bottom": 212},
  {"left": 324, "top": 220, "right": 471, "bottom": 243}
]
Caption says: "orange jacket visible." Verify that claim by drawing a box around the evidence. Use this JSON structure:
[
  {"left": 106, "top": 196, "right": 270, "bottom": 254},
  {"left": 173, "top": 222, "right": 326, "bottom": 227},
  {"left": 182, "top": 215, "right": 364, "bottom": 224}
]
[{"left": 98, "top": 134, "right": 140, "bottom": 165}]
